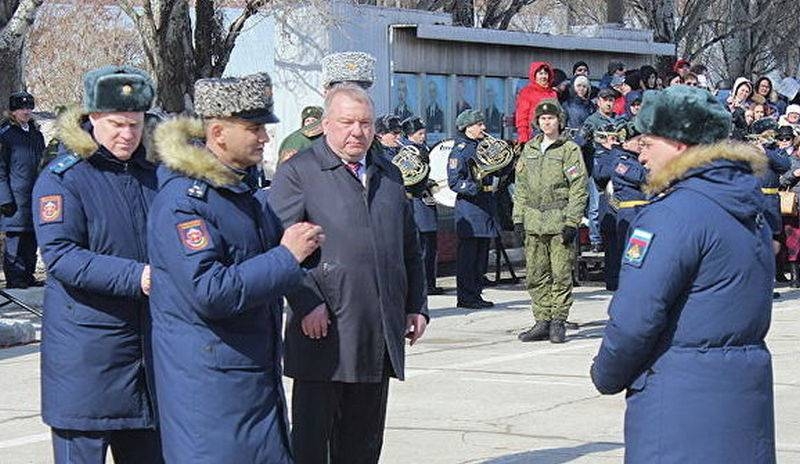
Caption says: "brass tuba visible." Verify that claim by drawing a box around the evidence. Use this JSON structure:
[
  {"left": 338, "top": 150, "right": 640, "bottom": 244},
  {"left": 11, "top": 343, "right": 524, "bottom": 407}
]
[
  {"left": 391, "top": 143, "right": 430, "bottom": 188},
  {"left": 472, "top": 132, "right": 514, "bottom": 179},
  {"left": 745, "top": 130, "right": 776, "bottom": 145}
]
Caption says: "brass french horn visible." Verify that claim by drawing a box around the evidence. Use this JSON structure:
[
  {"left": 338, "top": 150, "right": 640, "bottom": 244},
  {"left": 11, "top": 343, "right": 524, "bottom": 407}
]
[
  {"left": 391, "top": 143, "right": 430, "bottom": 188},
  {"left": 472, "top": 132, "right": 514, "bottom": 179}
]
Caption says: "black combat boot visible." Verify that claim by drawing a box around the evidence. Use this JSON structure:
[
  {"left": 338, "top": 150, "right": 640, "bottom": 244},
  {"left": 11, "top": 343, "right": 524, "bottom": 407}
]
[
  {"left": 518, "top": 320, "right": 550, "bottom": 342},
  {"left": 549, "top": 319, "right": 566, "bottom": 343},
  {"left": 791, "top": 262, "right": 800, "bottom": 288}
]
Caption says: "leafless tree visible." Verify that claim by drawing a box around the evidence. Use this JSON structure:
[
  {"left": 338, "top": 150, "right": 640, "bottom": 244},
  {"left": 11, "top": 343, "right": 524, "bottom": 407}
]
[
  {"left": 0, "top": 0, "right": 43, "bottom": 108},
  {"left": 117, "top": 0, "right": 270, "bottom": 113}
]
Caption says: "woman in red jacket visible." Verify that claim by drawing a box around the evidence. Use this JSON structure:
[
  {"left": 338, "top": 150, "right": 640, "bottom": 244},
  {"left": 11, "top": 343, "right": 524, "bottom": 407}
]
[{"left": 515, "top": 61, "right": 556, "bottom": 143}]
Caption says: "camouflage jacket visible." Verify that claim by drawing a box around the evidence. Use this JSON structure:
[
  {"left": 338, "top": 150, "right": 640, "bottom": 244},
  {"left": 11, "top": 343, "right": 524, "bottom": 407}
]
[
  {"left": 512, "top": 134, "right": 588, "bottom": 235},
  {"left": 278, "top": 120, "right": 323, "bottom": 163}
]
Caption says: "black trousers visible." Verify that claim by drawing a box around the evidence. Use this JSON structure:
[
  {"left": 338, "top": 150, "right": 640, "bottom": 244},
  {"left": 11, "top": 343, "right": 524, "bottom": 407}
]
[
  {"left": 420, "top": 231, "right": 438, "bottom": 289},
  {"left": 456, "top": 236, "right": 490, "bottom": 302},
  {"left": 51, "top": 428, "right": 164, "bottom": 464},
  {"left": 291, "top": 377, "right": 390, "bottom": 464},
  {"left": 3, "top": 231, "right": 37, "bottom": 286}
]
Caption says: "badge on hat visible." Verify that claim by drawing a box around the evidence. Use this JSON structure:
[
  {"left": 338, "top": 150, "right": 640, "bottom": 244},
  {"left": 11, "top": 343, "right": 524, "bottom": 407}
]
[
  {"left": 39, "top": 195, "right": 63, "bottom": 224},
  {"left": 177, "top": 219, "right": 213, "bottom": 253},
  {"left": 623, "top": 228, "right": 654, "bottom": 267}
]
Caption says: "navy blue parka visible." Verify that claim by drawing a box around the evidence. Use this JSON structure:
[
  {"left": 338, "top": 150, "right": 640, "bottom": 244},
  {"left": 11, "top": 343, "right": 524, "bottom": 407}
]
[{"left": 0, "top": 116, "right": 45, "bottom": 232}]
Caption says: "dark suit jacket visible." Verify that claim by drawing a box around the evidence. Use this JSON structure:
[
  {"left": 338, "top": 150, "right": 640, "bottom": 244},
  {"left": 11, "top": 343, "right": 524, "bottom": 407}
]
[{"left": 269, "top": 138, "right": 427, "bottom": 383}]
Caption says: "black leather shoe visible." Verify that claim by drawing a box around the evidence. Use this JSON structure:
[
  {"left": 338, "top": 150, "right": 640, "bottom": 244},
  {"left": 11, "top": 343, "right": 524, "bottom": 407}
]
[
  {"left": 550, "top": 319, "right": 566, "bottom": 343},
  {"left": 27, "top": 280, "right": 45, "bottom": 287},
  {"left": 457, "top": 300, "right": 485, "bottom": 309},
  {"left": 518, "top": 321, "right": 550, "bottom": 342},
  {"left": 427, "top": 286, "right": 445, "bottom": 295},
  {"left": 476, "top": 298, "right": 494, "bottom": 307},
  {"left": 4, "top": 281, "right": 29, "bottom": 289}
]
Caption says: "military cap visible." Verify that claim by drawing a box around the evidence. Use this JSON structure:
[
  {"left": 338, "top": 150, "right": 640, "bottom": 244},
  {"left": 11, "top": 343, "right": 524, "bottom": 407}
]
[
  {"left": 635, "top": 86, "right": 731, "bottom": 146},
  {"left": 83, "top": 66, "right": 154, "bottom": 113},
  {"left": 533, "top": 99, "right": 565, "bottom": 129},
  {"left": 375, "top": 114, "right": 402, "bottom": 134},
  {"left": 9, "top": 91, "right": 34, "bottom": 111},
  {"left": 610, "top": 75, "right": 626, "bottom": 88},
  {"left": 776, "top": 125, "right": 796, "bottom": 140},
  {"left": 321, "top": 52, "right": 376, "bottom": 90},
  {"left": 402, "top": 116, "right": 426, "bottom": 136},
  {"left": 751, "top": 118, "right": 777, "bottom": 135},
  {"left": 598, "top": 88, "right": 618, "bottom": 99},
  {"left": 456, "top": 109, "right": 485, "bottom": 131},
  {"left": 301, "top": 106, "right": 323, "bottom": 124},
  {"left": 194, "top": 72, "right": 278, "bottom": 124}
]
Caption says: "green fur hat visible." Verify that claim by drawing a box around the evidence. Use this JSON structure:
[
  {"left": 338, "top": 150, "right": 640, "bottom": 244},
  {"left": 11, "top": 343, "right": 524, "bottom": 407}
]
[
  {"left": 83, "top": 66, "right": 154, "bottom": 113},
  {"left": 634, "top": 86, "right": 731, "bottom": 146},
  {"left": 456, "top": 109, "right": 484, "bottom": 131}
]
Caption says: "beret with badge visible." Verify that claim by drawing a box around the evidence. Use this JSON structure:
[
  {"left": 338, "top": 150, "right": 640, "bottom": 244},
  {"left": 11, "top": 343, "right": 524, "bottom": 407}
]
[
  {"left": 456, "top": 109, "right": 485, "bottom": 131},
  {"left": 194, "top": 73, "right": 279, "bottom": 124},
  {"left": 634, "top": 86, "right": 731, "bottom": 146},
  {"left": 83, "top": 65, "right": 154, "bottom": 113},
  {"left": 321, "top": 52, "right": 376, "bottom": 90}
]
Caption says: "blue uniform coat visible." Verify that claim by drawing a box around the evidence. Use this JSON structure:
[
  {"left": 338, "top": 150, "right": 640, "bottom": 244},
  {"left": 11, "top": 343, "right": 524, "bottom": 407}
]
[
  {"left": 147, "top": 118, "right": 302, "bottom": 463},
  {"left": 591, "top": 143, "right": 776, "bottom": 463},
  {"left": 0, "top": 118, "right": 45, "bottom": 231},
  {"left": 32, "top": 107, "right": 158, "bottom": 431},
  {"left": 269, "top": 138, "right": 427, "bottom": 383},
  {"left": 447, "top": 135, "right": 501, "bottom": 238}
]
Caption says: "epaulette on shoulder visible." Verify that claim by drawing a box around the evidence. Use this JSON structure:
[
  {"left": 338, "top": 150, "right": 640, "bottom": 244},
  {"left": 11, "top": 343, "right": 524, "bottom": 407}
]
[
  {"left": 187, "top": 179, "right": 209, "bottom": 200},
  {"left": 0, "top": 124, "right": 9, "bottom": 137},
  {"left": 49, "top": 154, "right": 82, "bottom": 175}
]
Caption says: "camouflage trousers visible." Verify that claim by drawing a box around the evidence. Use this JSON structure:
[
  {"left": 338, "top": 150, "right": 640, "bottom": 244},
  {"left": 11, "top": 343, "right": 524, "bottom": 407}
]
[{"left": 524, "top": 233, "right": 575, "bottom": 321}]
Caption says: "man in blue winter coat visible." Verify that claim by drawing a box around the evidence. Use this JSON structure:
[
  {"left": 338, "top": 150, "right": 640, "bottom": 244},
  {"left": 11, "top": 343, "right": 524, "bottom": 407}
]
[
  {"left": 0, "top": 91, "right": 45, "bottom": 288},
  {"left": 32, "top": 66, "right": 164, "bottom": 463},
  {"left": 147, "top": 74, "right": 323, "bottom": 463},
  {"left": 591, "top": 85, "right": 776, "bottom": 463}
]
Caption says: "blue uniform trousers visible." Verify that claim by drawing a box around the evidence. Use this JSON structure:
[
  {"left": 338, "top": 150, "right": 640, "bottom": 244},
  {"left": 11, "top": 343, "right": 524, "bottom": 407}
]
[
  {"left": 420, "top": 231, "right": 438, "bottom": 289},
  {"left": 51, "top": 428, "right": 163, "bottom": 464},
  {"left": 3, "top": 231, "right": 37, "bottom": 286},
  {"left": 457, "top": 237, "right": 490, "bottom": 302}
]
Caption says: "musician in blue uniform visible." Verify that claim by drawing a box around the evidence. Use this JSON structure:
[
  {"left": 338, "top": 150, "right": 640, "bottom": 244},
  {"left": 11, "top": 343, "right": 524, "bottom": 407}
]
[
  {"left": 593, "top": 122, "right": 649, "bottom": 291},
  {"left": 447, "top": 109, "right": 497, "bottom": 308},
  {"left": 402, "top": 116, "right": 443, "bottom": 295}
]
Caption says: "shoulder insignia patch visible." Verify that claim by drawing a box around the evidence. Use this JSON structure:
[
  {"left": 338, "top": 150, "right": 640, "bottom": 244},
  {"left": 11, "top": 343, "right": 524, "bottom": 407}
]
[
  {"left": 187, "top": 181, "right": 208, "bottom": 199},
  {"left": 49, "top": 154, "right": 81, "bottom": 175},
  {"left": 176, "top": 219, "right": 213, "bottom": 253},
  {"left": 615, "top": 162, "right": 629, "bottom": 175},
  {"left": 39, "top": 195, "right": 63, "bottom": 223},
  {"left": 623, "top": 228, "right": 654, "bottom": 268},
  {"left": 456, "top": 142, "right": 466, "bottom": 150},
  {"left": 565, "top": 164, "right": 580, "bottom": 180},
  {"left": 449, "top": 157, "right": 459, "bottom": 169}
]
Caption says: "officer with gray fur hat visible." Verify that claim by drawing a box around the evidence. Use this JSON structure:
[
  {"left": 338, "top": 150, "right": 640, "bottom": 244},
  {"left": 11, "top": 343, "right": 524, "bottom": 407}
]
[
  {"left": 149, "top": 73, "right": 323, "bottom": 463},
  {"left": 33, "top": 65, "right": 164, "bottom": 463},
  {"left": 447, "top": 109, "right": 500, "bottom": 308}
]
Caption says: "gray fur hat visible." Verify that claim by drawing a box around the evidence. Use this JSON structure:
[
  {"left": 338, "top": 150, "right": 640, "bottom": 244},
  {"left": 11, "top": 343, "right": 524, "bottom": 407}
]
[
  {"left": 321, "top": 52, "right": 376, "bottom": 89},
  {"left": 194, "top": 73, "right": 279, "bottom": 124},
  {"left": 83, "top": 66, "right": 154, "bottom": 113}
]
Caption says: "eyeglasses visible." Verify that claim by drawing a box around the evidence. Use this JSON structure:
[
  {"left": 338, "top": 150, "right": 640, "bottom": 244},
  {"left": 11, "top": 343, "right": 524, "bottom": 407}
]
[
  {"left": 685, "top": 82, "right": 698, "bottom": 87},
  {"left": 777, "top": 136, "right": 794, "bottom": 142}
]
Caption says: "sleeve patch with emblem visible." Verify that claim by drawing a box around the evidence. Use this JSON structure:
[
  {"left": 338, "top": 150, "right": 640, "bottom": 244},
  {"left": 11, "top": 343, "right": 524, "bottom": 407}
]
[
  {"left": 449, "top": 158, "right": 459, "bottom": 169},
  {"left": 565, "top": 164, "right": 580, "bottom": 180},
  {"left": 623, "top": 228, "right": 653, "bottom": 267},
  {"left": 176, "top": 219, "right": 213, "bottom": 253},
  {"left": 39, "top": 195, "right": 63, "bottom": 223},
  {"left": 615, "top": 163, "right": 629, "bottom": 175}
]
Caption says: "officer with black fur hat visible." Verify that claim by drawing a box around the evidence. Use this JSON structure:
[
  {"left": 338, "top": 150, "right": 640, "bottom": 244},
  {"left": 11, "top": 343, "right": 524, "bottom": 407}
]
[
  {"left": 0, "top": 90, "right": 45, "bottom": 288},
  {"left": 448, "top": 109, "right": 500, "bottom": 308},
  {"left": 149, "top": 73, "right": 323, "bottom": 463},
  {"left": 374, "top": 114, "right": 403, "bottom": 158},
  {"left": 33, "top": 65, "right": 164, "bottom": 463}
]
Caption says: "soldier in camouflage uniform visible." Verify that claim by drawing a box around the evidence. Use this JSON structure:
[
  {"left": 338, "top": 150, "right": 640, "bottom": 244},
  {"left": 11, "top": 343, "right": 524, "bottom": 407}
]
[
  {"left": 513, "top": 100, "right": 588, "bottom": 343},
  {"left": 277, "top": 106, "right": 323, "bottom": 163}
]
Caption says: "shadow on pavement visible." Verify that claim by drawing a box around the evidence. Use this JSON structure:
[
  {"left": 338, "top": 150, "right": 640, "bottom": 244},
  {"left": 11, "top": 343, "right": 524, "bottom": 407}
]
[
  {"left": 479, "top": 441, "right": 623, "bottom": 463},
  {"left": 0, "top": 343, "right": 40, "bottom": 361}
]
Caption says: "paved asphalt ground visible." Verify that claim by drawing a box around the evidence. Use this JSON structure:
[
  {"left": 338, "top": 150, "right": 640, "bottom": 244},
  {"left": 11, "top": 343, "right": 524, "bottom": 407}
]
[{"left": 1, "top": 277, "right": 798, "bottom": 463}]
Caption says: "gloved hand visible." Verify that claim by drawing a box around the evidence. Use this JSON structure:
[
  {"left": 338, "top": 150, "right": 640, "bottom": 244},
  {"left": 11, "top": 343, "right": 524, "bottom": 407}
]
[
  {"left": 0, "top": 202, "right": 17, "bottom": 217},
  {"left": 561, "top": 226, "right": 577, "bottom": 245},
  {"left": 513, "top": 223, "right": 525, "bottom": 238}
]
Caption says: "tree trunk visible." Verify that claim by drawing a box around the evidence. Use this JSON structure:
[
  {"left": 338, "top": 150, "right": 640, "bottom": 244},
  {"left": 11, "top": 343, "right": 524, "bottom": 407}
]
[
  {"left": 0, "top": 0, "right": 43, "bottom": 109},
  {"left": 450, "top": 0, "right": 474, "bottom": 27},
  {"left": 606, "top": 0, "right": 623, "bottom": 25}
]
